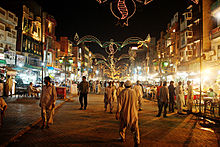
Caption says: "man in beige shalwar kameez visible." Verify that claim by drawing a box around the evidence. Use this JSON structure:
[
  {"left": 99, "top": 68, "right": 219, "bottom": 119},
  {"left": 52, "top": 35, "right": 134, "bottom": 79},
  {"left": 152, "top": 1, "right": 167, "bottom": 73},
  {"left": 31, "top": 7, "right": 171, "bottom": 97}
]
[
  {"left": 39, "top": 76, "right": 57, "bottom": 129},
  {"left": 116, "top": 80, "right": 140, "bottom": 146},
  {"left": 104, "top": 81, "right": 114, "bottom": 113},
  {"left": 133, "top": 80, "right": 143, "bottom": 111}
]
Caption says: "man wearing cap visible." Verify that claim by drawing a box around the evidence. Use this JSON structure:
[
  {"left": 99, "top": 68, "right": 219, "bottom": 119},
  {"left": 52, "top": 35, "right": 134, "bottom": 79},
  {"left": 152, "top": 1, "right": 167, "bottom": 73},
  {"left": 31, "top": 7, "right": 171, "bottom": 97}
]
[
  {"left": 116, "top": 80, "right": 140, "bottom": 145},
  {"left": 133, "top": 80, "right": 143, "bottom": 111},
  {"left": 39, "top": 76, "right": 57, "bottom": 129}
]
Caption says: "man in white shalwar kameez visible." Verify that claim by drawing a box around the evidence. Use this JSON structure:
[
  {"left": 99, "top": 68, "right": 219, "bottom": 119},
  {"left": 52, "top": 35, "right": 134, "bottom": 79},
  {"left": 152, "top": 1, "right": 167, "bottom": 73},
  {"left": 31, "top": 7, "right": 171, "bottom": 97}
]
[
  {"left": 175, "top": 81, "right": 184, "bottom": 114},
  {"left": 116, "top": 80, "right": 140, "bottom": 145},
  {"left": 104, "top": 81, "right": 114, "bottom": 113},
  {"left": 39, "top": 76, "right": 57, "bottom": 129},
  {"left": 186, "top": 81, "right": 193, "bottom": 114},
  {"left": 133, "top": 80, "right": 143, "bottom": 111}
]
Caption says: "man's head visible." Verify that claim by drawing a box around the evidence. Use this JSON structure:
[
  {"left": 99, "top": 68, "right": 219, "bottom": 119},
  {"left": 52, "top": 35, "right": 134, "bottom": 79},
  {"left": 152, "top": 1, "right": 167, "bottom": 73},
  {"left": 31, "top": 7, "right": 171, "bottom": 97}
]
[
  {"left": 124, "top": 80, "right": 132, "bottom": 88},
  {"left": 119, "top": 82, "right": 124, "bottom": 87},
  {"left": 82, "top": 76, "right": 86, "bottom": 81},
  {"left": 170, "top": 81, "right": 174, "bottom": 85},
  {"left": 30, "top": 82, "right": 33, "bottom": 85},
  {"left": 137, "top": 80, "right": 140, "bottom": 85},
  {"left": 163, "top": 81, "right": 167, "bottom": 86},
  {"left": 178, "top": 81, "right": 182, "bottom": 85},
  {"left": 44, "top": 76, "right": 51, "bottom": 85},
  {"left": 108, "top": 81, "right": 112, "bottom": 87},
  {"left": 187, "top": 81, "right": 191, "bottom": 86}
]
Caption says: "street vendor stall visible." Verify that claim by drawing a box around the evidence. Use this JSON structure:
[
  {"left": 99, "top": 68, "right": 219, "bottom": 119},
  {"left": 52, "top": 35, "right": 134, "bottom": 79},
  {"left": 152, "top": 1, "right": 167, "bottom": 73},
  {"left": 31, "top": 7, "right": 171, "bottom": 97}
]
[{"left": 56, "top": 87, "right": 66, "bottom": 99}]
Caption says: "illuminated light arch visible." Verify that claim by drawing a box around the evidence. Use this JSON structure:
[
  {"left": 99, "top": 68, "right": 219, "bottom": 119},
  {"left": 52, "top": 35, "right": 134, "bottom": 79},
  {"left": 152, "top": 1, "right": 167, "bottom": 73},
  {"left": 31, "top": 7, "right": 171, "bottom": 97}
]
[
  {"left": 93, "top": 53, "right": 107, "bottom": 61},
  {"left": 121, "top": 36, "right": 144, "bottom": 48},
  {"left": 77, "top": 35, "right": 103, "bottom": 47}
]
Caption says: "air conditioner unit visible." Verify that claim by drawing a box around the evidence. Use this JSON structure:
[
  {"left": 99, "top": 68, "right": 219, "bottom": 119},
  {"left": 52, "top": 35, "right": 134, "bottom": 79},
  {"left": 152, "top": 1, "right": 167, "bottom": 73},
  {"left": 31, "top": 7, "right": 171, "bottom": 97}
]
[{"left": 186, "top": 31, "right": 193, "bottom": 38}]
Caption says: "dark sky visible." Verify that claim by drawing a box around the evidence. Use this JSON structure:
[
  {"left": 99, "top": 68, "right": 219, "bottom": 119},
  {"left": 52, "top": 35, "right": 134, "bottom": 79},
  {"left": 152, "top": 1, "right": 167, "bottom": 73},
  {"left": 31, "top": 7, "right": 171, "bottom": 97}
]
[
  {"left": 1, "top": 0, "right": 196, "bottom": 54},
  {"left": 32, "top": 0, "right": 193, "bottom": 41}
]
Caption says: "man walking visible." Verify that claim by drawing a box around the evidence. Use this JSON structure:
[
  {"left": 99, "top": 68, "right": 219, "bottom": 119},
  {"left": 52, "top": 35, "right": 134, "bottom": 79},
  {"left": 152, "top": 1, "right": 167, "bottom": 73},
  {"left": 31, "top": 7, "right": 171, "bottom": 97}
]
[
  {"left": 168, "top": 81, "right": 175, "bottom": 112},
  {"left": 186, "top": 81, "right": 193, "bottom": 114},
  {"left": 78, "top": 76, "right": 89, "bottom": 110},
  {"left": 104, "top": 81, "right": 114, "bottom": 113},
  {"left": 40, "top": 76, "right": 57, "bottom": 129},
  {"left": 116, "top": 80, "right": 140, "bottom": 146},
  {"left": 175, "top": 81, "right": 184, "bottom": 114},
  {"left": 133, "top": 80, "right": 143, "bottom": 111},
  {"left": 156, "top": 81, "right": 169, "bottom": 118},
  {"left": 5, "top": 75, "right": 13, "bottom": 97}
]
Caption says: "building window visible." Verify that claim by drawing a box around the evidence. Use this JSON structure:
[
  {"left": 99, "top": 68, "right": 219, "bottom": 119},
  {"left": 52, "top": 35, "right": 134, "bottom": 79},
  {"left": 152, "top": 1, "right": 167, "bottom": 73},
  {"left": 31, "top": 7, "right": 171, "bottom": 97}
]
[{"left": 0, "top": 9, "right": 5, "bottom": 16}]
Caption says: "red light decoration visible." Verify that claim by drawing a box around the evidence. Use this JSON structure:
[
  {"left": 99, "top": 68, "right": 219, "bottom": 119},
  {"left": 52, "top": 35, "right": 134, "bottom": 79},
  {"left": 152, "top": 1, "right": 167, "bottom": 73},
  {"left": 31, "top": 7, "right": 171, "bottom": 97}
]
[{"left": 117, "top": 0, "right": 128, "bottom": 20}]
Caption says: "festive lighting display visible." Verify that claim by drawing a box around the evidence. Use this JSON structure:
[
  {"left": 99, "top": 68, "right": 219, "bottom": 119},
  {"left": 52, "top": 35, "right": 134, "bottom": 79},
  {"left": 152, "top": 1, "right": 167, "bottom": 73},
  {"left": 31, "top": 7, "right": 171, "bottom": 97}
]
[{"left": 97, "top": 0, "right": 199, "bottom": 26}]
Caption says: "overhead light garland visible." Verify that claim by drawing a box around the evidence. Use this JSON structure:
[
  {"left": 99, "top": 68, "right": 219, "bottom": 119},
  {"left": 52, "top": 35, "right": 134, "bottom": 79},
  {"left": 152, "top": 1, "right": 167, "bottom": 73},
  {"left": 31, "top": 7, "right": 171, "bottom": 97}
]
[{"left": 96, "top": 0, "right": 199, "bottom": 26}]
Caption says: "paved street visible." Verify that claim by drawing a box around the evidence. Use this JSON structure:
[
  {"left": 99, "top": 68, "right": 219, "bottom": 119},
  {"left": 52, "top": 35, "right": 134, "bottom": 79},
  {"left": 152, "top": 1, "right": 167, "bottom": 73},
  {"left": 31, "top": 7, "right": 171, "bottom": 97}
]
[{"left": 3, "top": 94, "right": 218, "bottom": 147}]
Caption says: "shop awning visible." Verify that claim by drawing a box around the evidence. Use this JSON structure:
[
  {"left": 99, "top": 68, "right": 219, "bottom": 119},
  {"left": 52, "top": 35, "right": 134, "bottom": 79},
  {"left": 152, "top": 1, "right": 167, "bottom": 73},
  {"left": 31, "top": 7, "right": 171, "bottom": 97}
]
[
  {"left": 0, "top": 60, "right": 6, "bottom": 65},
  {"left": 25, "top": 65, "right": 42, "bottom": 70}
]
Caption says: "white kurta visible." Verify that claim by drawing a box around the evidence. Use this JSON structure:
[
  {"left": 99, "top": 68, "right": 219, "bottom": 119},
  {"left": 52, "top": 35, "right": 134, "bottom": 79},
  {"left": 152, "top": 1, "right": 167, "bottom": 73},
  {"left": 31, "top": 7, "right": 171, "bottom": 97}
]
[
  {"left": 133, "top": 85, "right": 143, "bottom": 109},
  {"left": 187, "top": 85, "right": 193, "bottom": 111},
  {"left": 175, "top": 85, "right": 184, "bottom": 113},
  {"left": 117, "top": 88, "right": 138, "bottom": 127},
  {"left": 40, "top": 84, "right": 57, "bottom": 125}
]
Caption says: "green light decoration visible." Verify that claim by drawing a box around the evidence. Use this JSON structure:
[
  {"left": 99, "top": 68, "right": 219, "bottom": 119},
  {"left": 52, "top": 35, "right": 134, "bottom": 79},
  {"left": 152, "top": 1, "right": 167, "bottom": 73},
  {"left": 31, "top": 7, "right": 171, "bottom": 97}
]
[
  {"left": 162, "top": 61, "right": 169, "bottom": 68},
  {"left": 59, "top": 58, "right": 63, "bottom": 64},
  {"left": 69, "top": 59, "right": 74, "bottom": 64}
]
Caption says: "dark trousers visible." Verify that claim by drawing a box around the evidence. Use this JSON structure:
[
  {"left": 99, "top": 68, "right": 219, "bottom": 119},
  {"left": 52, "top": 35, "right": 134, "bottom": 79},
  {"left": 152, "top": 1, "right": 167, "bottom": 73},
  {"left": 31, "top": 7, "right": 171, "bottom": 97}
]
[
  {"left": 157, "top": 102, "right": 168, "bottom": 117},
  {"left": 79, "top": 93, "right": 87, "bottom": 108},
  {"left": 169, "top": 97, "right": 175, "bottom": 112}
]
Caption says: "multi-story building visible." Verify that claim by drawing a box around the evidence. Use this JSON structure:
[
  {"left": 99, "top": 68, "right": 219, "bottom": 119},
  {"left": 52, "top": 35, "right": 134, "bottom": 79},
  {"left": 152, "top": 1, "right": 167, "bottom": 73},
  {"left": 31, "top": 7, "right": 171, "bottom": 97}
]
[
  {"left": 0, "top": 6, "right": 18, "bottom": 68},
  {"left": 14, "top": 1, "right": 43, "bottom": 85}
]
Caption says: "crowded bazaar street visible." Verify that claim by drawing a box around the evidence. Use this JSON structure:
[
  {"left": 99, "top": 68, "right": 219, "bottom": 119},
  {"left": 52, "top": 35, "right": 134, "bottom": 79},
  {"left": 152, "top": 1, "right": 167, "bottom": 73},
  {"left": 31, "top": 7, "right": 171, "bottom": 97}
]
[{"left": 0, "top": 94, "right": 218, "bottom": 147}]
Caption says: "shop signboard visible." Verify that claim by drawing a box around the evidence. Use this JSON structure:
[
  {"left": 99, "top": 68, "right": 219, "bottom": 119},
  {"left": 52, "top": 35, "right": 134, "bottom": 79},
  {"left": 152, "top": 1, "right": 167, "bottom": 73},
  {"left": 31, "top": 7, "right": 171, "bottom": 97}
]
[
  {"left": 70, "top": 83, "right": 77, "bottom": 95},
  {"left": 16, "top": 55, "right": 26, "bottom": 67},
  {"left": 5, "top": 50, "right": 15, "bottom": 65},
  {"left": 28, "top": 55, "right": 41, "bottom": 67},
  {"left": 0, "top": 53, "right": 4, "bottom": 60}
]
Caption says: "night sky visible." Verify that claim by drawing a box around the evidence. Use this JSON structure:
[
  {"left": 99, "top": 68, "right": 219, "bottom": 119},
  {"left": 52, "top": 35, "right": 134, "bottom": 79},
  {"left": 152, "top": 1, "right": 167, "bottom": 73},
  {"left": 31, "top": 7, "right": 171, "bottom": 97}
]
[
  {"left": 1, "top": 0, "right": 196, "bottom": 54},
  {"left": 33, "top": 0, "right": 193, "bottom": 41}
]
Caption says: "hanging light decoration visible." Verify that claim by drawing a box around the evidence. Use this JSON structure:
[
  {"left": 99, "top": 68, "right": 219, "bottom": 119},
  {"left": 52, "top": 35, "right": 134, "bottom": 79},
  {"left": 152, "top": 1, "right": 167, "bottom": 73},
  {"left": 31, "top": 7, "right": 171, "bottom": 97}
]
[{"left": 96, "top": 0, "right": 199, "bottom": 26}]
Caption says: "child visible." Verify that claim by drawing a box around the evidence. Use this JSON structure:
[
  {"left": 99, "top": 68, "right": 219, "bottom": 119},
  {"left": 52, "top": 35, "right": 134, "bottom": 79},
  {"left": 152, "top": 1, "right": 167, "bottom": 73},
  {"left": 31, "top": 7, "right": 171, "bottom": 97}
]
[{"left": 0, "top": 97, "right": 7, "bottom": 127}]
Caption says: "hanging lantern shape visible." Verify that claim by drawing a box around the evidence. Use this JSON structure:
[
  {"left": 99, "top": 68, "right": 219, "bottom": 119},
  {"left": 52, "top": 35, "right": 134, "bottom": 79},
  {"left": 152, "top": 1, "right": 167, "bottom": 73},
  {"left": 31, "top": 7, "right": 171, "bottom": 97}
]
[
  {"left": 69, "top": 58, "right": 74, "bottom": 64},
  {"left": 59, "top": 58, "right": 63, "bottom": 64}
]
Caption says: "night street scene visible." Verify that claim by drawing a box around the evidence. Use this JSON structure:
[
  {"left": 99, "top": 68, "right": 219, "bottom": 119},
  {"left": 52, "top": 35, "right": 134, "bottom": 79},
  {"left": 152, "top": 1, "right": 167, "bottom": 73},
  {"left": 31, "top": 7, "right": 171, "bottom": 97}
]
[{"left": 0, "top": 0, "right": 220, "bottom": 146}]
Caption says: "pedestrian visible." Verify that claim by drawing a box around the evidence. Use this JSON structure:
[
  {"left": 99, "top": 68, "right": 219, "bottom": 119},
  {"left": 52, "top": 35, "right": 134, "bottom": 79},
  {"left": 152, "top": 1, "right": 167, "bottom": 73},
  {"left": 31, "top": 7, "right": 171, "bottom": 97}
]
[
  {"left": 186, "top": 81, "right": 193, "bottom": 114},
  {"left": 168, "top": 81, "right": 175, "bottom": 112},
  {"left": 116, "top": 82, "right": 124, "bottom": 102},
  {"left": 112, "top": 81, "right": 117, "bottom": 102},
  {"left": 156, "top": 81, "right": 169, "bottom": 118},
  {"left": 5, "top": 75, "right": 13, "bottom": 97},
  {"left": 104, "top": 81, "right": 114, "bottom": 113},
  {"left": 0, "top": 97, "right": 7, "bottom": 127},
  {"left": 156, "top": 81, "right": 163, "bottom": 108},
  {"left": 133, "top": 80, "right": 143, "bottom": 111},
  {"left": 39, "top": 76, "right": 57, "bottom": 129},
  {"left": 78, "top": 76, "right": 89, "bottom": 110},
  {"left": 175, "top": 81, "right": 184, "bottom": 114},
  {"left": 115, "top": 80, "right": 140, "bottom": 146}
]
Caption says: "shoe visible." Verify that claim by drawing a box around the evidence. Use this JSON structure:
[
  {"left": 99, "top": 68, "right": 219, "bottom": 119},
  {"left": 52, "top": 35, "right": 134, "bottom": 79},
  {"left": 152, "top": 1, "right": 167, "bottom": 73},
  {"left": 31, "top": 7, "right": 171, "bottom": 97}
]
[
  {"left": 163, "top": 115, "right": 168, "bottom": 118},
  {"left": 79, "top": 107, "right": 83, "bottom": 110},
  {"left": 118, "top": 138, "right": 125, "bottom": 142},
  {"left": 41, "top": 125, "right": 45, "bottom": 129},
  {"left": 45, "top": 125, "right": 50, "bottom": 129},
  {"left": 156, "top": 115, "right": 160, "bottom": 117},
  {"left": 138, "top": 108, "right": 143, "bottom": 111},
  {"left": 84, "top": 107, "right": 86, "bottom": 110}
]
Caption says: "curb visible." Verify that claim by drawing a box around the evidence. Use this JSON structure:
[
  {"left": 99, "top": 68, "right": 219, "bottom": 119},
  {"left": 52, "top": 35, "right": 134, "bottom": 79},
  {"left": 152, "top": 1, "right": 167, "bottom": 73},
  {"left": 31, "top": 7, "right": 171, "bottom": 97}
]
[{"left": 0, "top": 101, "right": 66, "bottom": 147}]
